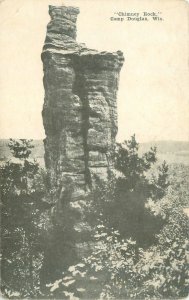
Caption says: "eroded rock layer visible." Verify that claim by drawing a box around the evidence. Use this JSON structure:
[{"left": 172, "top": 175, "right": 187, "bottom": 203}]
[
  {"left": 42, "top": 5, "right": 124, "bottom": 194},
  {"left": 41, "top": 7, "right": 124, "bottom": 279}
]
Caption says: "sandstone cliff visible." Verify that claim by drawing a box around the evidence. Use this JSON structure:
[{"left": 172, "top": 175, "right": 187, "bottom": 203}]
[
  {"left": 41, "top": 6, "right": 124, "bottom": 282},
  {"left": 42, "top": 5, "right": 124, "bottom": 195}
]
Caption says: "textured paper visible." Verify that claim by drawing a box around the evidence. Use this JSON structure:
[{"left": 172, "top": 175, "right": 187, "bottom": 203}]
[{"left": 0, "top": 0, "right": 189, "bottom": 298}]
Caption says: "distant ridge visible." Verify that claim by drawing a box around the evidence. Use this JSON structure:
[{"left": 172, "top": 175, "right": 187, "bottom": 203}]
[
  {"left": 139, "top": 140, "right": 189, "bottom": 154},
  {"left": 0, "top": 139, "right": 189, "bottom": 166}
]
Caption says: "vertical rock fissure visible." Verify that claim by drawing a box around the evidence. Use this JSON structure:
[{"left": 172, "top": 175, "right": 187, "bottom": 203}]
[
  {"left": 72, "top": 61, "right": 92, "bottom": 190},
  {"left": 81, "top": 94, "right": 92, "bottom": 190}
]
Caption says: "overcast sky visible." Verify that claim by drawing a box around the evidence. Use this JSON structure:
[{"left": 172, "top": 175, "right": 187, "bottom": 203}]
[{"left": 0, "top": 0, "right": 188, "bottom": 142}]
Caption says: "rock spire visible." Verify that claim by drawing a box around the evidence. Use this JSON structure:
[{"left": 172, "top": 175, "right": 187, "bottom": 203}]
[{"left": 42, "top": 5, "right": 124, "bottom": 194}]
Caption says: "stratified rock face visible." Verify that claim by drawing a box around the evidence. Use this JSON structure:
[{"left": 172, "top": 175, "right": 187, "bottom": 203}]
[{"left": 42, "top": 5, "right": 124, "bottom": 193}]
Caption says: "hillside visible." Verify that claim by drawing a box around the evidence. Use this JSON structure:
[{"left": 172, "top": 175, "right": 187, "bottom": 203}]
[
  {"left": 139, "top": 140, "right": 189, "bottom": 165},
  {"left": 0, "top": 139, "right": 189, "bottom": 166}
]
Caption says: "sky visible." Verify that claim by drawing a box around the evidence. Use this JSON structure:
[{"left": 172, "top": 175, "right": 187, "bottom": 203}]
[{"left": 0, "top": 0, "right": 189, "bottom": 142}]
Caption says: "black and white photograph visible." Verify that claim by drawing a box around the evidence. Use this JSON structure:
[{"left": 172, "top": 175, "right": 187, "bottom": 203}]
[{"left": 0, "top": 0, "right": 189, "bottom": 298}]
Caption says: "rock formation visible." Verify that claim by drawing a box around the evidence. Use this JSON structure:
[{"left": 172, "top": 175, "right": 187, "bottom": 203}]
[
  {"left": 41, "top": 6, "right": 124, "bottom": 280},
  {"left": 42, "top": 5, "right": 124, "bottom": 195}
]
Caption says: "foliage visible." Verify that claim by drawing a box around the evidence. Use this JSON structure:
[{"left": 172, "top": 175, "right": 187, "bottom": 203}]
[
  {"left": 149, "top": 160, "right": 170, "bottom": 200},
  {"left": 1, "top": 136, "right": 189, "bottom": 299},
  {"left": 86, "top": 135, "right": 168, "bottom": 247},
  {"left": 45, "top": 136, "right": 188, "bottom": 299},
  {"left": 0, "top": 139, "right": 47, "bottom": 298},
  {"left": 168, "top": 163, "right": 189, "bottom": 207},
  {"left": 114, "top": 134, "right": 157, "bottom": 190},
  {"left": 140, "top": 187, "right": 189, "bottom": 298},
  {"left": 8, "top": 138, "right": 34, "bottom": 159},
  {"left": 44, "top": 225, "right": 137, "bottom": 299},
  {"left": 47, "top": 193, "right": 189, "bottom": 299}
]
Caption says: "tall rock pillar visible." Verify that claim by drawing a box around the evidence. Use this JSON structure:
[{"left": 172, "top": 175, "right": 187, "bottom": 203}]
[
  {"left": 42, "top": 5, "right": 124, "bottom": 195},
  {"left": 41, "top": 6, "right": 124, "bottom": 284}
]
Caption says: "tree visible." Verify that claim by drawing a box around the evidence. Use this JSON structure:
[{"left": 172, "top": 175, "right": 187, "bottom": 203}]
[
  {"left": 86, "top": 135, "right": 165, "bottom": 247},
  {"left": 150, "top": 160, "right": 170, "bottom": 200},
  {"left": 114, "top": 134, "right": 157, "bottom": 190},
  {"left": 8, "top": 138, "right": 34, "bottom": 160},
  {"left": 0, "top": 139, "right": 46, "bottom": 298}
]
